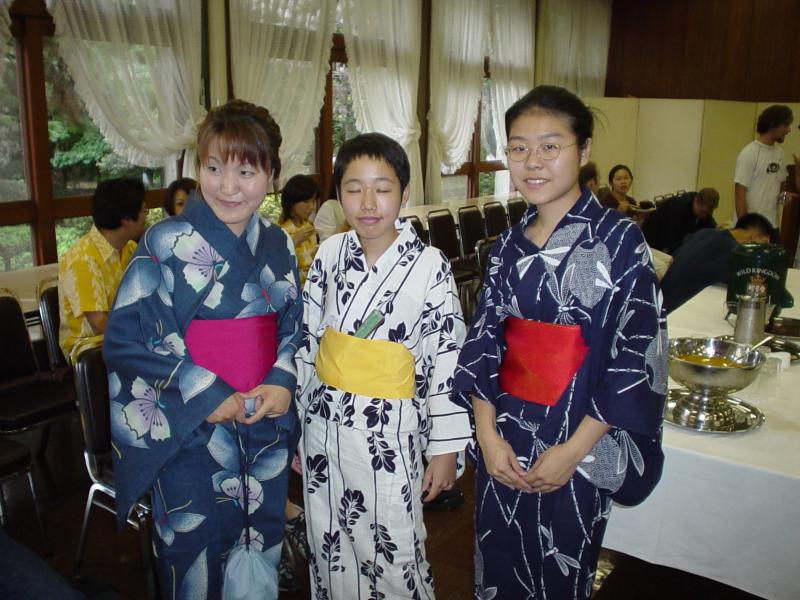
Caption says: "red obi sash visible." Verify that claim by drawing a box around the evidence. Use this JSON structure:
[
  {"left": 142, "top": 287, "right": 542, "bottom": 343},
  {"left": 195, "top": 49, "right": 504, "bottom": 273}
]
[
  {"left": 184, "top": 314, "right": 278, "bottom": 392},
  {"left": 498, "top": 317, "right": 588, "bottom": 406}
]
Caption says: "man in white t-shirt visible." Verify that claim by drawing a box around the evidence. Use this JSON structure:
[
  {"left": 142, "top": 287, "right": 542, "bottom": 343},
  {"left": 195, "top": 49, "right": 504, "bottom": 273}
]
[{"left": 734, "top": 105, "right": 798, "bottom": 228}]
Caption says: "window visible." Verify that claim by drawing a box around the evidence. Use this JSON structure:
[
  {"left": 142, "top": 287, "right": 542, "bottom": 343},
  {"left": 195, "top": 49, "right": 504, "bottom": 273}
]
[
  {"left": 331, "top": 62, "right": 358, "bottom": 162},
  {"left": 0, "top": 34, "right": 27, "bottom": 203},
  {"left": 45, "top": 40, "right": 163, "bottom": 199},
  {"left": 0, "top": 224, "right": 33, "bottom": 271}
]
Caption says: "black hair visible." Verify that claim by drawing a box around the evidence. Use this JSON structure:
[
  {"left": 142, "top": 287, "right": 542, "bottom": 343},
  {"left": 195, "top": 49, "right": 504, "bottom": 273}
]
[
  {"left": 280, "top": 174, "right": 320, "bottom": 222},
  {"left": 695, "top": 187, "right": 720, "bottom": 209},
  {"left": 333, "top": 133, "right": 411, "bottom": 195},
  {"left": 579, "top": 162, "right": 598, "bottom": 186},
  {"left": 756, "top": 105, "right": 793, "bottom": 135},
  {"left": 734, "top": 212, "right": 779, "bottom": 243},
  {"left": 608, "top": 164, "right": 633, "bottom": 184},
  {"left": 92, "top": 178, "right": 145, "bottom": 229},
  {"left": 163, "top": 177, "right": 197, "bottom": 216},
  {"left": 196, "top": 99, "right": 282, "bottom": 180},
  {"left": 504, "top": 85, "right": 594, "bottom": 149}
]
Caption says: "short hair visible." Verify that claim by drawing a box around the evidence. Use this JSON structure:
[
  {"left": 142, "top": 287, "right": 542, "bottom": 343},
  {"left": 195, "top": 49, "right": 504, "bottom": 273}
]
[
  {"left": 608, "top": 164, "right": 633, "bottom": 184},
  {"left": 695, "top": 187, "right": 720, "bottom": 209},
  {"left": 756, "top": 105, "right": 793, "bottom": 134},
  {"left": 505, "top": 85, "right": 594, "bottom": 149},
  {"left": 280, "top": 174, "right": 320, "bottom": 222},
  {"left": 333, "top": 133, "right": 410, "bottom": 195},
  {"left": 579, "top": 162, "right": 598, "bottom": 186},
  {"left": 92, "top": 178, "right": 145, "bottom": 230},
  {"left": 734, "top": 212, "right": 779, "bottom": 243},
  {"left": 163, "top": 177, "right": 197, "bottom": 216},
  {"left": 196, "top": 99, "right": 282, "bottom": 180}
]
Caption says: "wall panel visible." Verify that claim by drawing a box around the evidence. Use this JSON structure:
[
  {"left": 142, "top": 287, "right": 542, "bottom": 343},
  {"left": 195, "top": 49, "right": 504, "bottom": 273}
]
[
  {"left": 634, "top": 99, "right": 704, "bottom": 202},
  {"left": 606, "top": 0, "right": 800, "bottom": 102},
  {"left": 584, "top": 97, "right": 638, "bottom": 184}
]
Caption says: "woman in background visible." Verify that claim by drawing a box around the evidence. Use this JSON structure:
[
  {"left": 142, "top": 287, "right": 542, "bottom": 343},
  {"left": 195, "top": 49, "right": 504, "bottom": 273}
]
[
  {"left": 163, "top": 177, "right": 196, "bottom": 216},
  {"left": 600, "top": 164, "right": 637, "bottom": 214},
  {"left": 279, "top": 174, "right": 319, "bottom": 286}
]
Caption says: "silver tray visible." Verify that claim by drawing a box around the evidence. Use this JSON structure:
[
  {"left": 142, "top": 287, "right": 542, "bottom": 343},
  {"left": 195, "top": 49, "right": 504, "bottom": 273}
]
[{"left": 664, "top": 389, "right": 765, "bottom": 433}]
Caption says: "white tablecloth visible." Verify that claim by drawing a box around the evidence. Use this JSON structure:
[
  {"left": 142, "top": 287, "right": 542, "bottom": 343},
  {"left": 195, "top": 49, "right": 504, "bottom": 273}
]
[{"left": 603, "top": 269, "right": 800, "bottom": 600}]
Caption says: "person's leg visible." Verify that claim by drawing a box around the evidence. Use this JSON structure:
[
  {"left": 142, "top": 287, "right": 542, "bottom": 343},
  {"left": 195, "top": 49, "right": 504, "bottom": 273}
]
[{"left": 0, "top": 531, "right": 84, "bottom": 599}]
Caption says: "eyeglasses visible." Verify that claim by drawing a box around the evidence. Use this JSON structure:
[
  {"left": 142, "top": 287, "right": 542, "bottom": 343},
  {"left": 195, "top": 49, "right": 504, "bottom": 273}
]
[{"left": 504, "top": 142, "right": 578, "bottom": 162}]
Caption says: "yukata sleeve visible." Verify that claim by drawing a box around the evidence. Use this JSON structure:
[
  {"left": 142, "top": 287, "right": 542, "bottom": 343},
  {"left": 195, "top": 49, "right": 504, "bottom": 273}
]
[
  {"left": 452, "top": 239, "right": 505, "bottom": 410},
  {"left": 261, "top": 230, "right": 304, "bottom": 430},
  {"left": 102, "top": 222, "right": 238, "bottom": 525},
  {"left": 296, "top": 249, "right": 326, "bottom": 407},
  {"left": 588, "top": 225, "right": 667, "bottom": 439},
  {"left": 421, "top": 255, "right": 472, "bottom": 458},
  {"left": 263, "top": 231, "right": 303, "bottom": 392}
]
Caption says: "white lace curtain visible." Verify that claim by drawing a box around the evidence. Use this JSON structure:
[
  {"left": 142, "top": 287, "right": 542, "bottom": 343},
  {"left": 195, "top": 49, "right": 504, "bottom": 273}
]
[
  {"left": 341, "top": 0, "right": 424, "bottom": 207},
  {"left": 0, "top": 0, "right": 12, "bottom": 81},
  {"left": 48, "top": 0, "right": 204, "bottom": 176},
  {"left": 488, "top": 0, "right": 536, "bottom": 162},
  {"left": 229, "top": 0, "right": 334, "bottom": 186},
  {"left": 425, "top": 0, "right": 487, "bottom": 203},
  {"left": 534, "top": 0, "right": 612, "bottom": 97}
]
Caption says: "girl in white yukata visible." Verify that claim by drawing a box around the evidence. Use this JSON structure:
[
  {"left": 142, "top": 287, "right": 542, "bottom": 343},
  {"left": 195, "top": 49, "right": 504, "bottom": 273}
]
[{"left": 296, "top": 133, "right": 472, "bottom": 599}]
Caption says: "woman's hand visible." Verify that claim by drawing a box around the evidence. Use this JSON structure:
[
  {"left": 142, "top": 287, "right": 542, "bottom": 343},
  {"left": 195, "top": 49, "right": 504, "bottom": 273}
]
[
  {"left": 524, "top": 443, "right": 581, "bottom": 493},
  {"left": 422, "top": 453, "right": 457, "bottom": 503},
  {"left": 292, "top": 223, "right": 315, "bottom": 245},
  {"left": 207, "top": 392, "right": 246, "bottom": 424},
  {"left": 478, "top": 430, "right": 533, "bottom": 493},
  {"left": 243, "top": 384, "right": 291, "bottom": 425}
]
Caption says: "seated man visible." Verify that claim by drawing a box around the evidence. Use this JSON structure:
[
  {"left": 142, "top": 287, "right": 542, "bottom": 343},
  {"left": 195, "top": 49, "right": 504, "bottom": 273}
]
[
  {"left": 642, "top": 188, "right": 719, "bottom": 254},
  {"left": 58, "top": 178, "right": 147, "bottom": 363},
  {"left": 660, "top": 212, "right": 776, "bottom": 314}
]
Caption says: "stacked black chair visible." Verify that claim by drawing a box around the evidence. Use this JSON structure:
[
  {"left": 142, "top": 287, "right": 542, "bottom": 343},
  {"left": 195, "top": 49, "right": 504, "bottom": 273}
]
[
  {"left": 506, "top": 198, "right": 527, "bottom": 226},
  {"left": 427, "top": 209, "right": 480, "bottom": 320},
  {"left": 0, "top": 289, "right": 76, "bottom": 491},
  {"left": 72, "top": 346, "right": 158, "bottom": 599},
  {"left": 475, "top": 235, "right": 498, "bottom": 280},
  {"left": 483, "top": 202, "right": 509, "bottom": 236},
  {"left": 37, "top": 280, "right": 71, "bottom": 383},
  {"left": 457, "top": 205, "right": 485, "bottom": 260},
  {"left": 405, "top": 215, "right": 428, "bottom": 244},
  {"left": 0, "top": 436, "right": 49, "bottom": 552}
]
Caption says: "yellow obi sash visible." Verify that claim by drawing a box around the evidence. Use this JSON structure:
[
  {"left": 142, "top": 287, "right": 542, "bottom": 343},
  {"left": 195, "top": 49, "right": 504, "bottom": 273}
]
[{"left": 315, "top": 327, "right": 415, "bottom": 399}]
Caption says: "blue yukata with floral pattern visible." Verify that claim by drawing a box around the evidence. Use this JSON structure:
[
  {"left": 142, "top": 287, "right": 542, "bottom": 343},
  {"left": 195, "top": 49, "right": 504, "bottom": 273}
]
[
  {"left": 103, "top": 195, "right": 302, "bottom": 599},
  {"left": 454, "top": 189, "right": 667, "bottom": 600}
]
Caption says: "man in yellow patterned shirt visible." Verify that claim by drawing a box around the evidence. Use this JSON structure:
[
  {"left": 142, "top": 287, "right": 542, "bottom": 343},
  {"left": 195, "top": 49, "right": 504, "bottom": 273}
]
[{"left": 59, "top": 178, "right": 147, "bottom": 364}]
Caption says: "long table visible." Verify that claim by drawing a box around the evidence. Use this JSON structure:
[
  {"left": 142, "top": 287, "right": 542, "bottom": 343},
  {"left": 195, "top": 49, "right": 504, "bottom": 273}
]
[{"left": 603, "top": 269, "right": 800, "bottom": 600}]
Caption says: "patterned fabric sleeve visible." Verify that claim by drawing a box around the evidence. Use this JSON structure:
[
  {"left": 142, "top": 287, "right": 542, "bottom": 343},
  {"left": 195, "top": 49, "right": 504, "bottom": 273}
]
[
  {"left": 103, "top": 223, "right": 239, "bottom": 525},
  {"left": 420, "top": 252, "right": 471, "bottom": 458},
  {"left": 296, "top": 249, "right": 326, "bottom": 405},
  {"left": 587, "top": 226, "right": 667, "bottom": 438}
]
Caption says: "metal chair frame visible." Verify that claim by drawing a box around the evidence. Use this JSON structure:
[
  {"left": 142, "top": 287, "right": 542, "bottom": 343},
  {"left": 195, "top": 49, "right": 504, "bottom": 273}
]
[{"left": 0, "top": 437, "right": 49, "bottom": 553}]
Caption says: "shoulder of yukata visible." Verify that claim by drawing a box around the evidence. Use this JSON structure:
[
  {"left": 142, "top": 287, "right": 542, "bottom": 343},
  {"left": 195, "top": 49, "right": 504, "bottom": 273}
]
[{"left": 420, "top": 245, "right": 456, "bottom": 286}]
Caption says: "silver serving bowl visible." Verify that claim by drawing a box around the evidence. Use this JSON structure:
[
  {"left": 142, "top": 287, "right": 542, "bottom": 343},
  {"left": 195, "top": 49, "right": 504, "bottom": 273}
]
[{"left": 668, "top": 337, "right": 764, "bottom": 398}]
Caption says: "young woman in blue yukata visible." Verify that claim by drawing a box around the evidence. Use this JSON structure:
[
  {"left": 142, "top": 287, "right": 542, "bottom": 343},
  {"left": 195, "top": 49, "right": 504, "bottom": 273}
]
[
  {"left": 453, "top": 85, "right": 668, "bottom": 599},
  {"left": 103, "top": 99, "right": 302, "bottom": 598}
]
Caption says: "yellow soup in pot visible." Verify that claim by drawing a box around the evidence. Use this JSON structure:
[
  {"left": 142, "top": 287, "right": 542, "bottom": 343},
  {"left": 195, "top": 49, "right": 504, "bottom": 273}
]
[{"left": 676, "top": 354, "right": 745, "bottom": 368}]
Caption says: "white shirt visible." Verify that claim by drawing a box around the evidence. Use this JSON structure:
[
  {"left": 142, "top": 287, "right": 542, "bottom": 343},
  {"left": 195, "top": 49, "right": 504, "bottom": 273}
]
[
  {"left": 313, "top": 199, "right": 346, "bottom": 242},
  {"left": 734, "top": 140, "right": 787, "bottom": 226}
]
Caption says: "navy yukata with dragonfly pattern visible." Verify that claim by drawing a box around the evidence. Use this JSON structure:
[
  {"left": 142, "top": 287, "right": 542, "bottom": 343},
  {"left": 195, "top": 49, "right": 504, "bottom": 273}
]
[{"left": 454, "top": 190, "right": 667, "bottom": 599}]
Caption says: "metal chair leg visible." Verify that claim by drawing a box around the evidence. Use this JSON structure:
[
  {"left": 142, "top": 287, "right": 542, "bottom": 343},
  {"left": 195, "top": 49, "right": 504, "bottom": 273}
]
[
  {"left": 74, "top": 483, "right": 98, "bottom": 571},
  {"left": 27, "top": 471, "right": 50, "bottom": 555},
  {"left": 0, "top": 484, "right": 6, "bottom": 526},
  {"left": 135, "top": 508, "right": 159, "bottom": 600}
]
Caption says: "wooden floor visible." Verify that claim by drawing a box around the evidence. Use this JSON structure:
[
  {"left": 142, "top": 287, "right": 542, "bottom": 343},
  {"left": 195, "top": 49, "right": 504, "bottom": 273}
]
[{"left": 1, "top": 416, "right": 761, "bottom": 599}]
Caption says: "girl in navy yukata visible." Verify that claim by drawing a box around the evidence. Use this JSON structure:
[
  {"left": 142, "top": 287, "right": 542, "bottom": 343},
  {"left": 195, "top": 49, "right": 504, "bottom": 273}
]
[
  {"left": 454, "top": 86, "right": 667, "bottom": 599},
  {"left": 104, "top": 99, "right": 302, "bottom": 598}
]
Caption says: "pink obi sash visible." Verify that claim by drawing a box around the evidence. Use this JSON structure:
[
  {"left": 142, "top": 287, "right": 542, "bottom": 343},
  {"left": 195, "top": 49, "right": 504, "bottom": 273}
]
[
  {"left": 498, "top": 317, "right": 588, "bottom": 406},
  {"left": 184, "top": 314, "right": 278, "bottom": 392}
]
